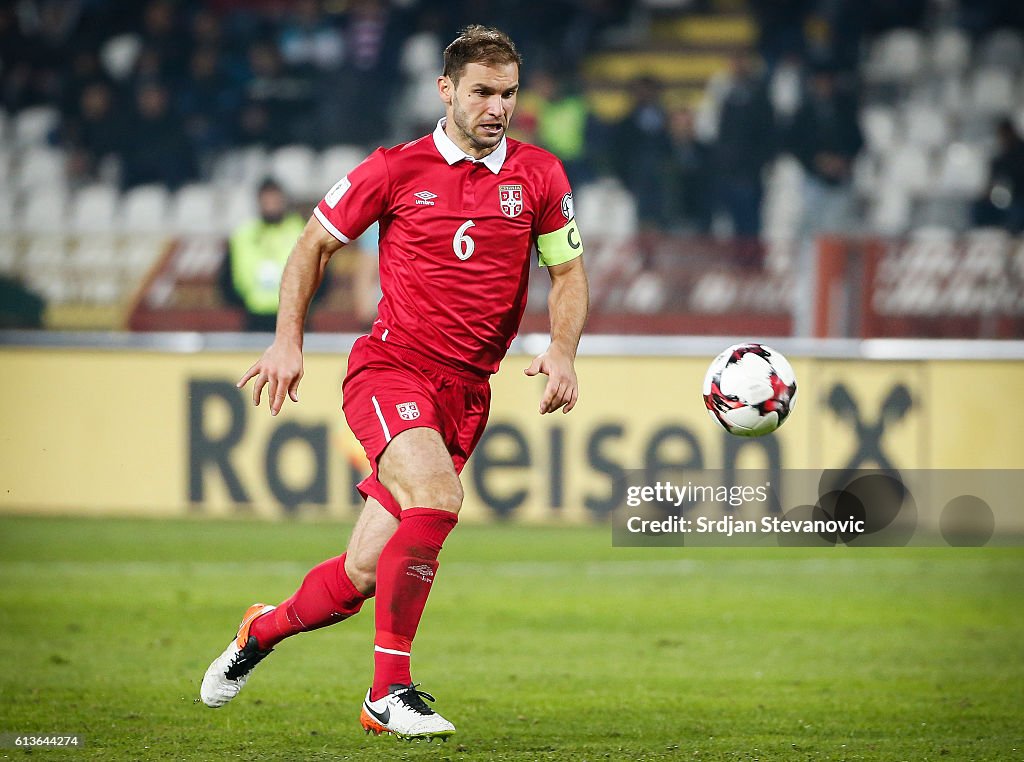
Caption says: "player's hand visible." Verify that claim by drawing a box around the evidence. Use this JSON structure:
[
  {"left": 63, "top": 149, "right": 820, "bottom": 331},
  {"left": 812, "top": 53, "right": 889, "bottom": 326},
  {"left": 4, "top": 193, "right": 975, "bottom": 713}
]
[
  {"left": 524, "top": 346, "right": 578, "bottom": 415},
  {"left": 237, "top": 341, "right": 304, "bottom": 416}
]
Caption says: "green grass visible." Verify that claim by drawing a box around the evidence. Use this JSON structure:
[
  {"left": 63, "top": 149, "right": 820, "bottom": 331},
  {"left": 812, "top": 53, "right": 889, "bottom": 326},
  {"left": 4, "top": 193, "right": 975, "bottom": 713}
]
[{"left": 0, "top": 515, "right": 1022, "bottom": 761}]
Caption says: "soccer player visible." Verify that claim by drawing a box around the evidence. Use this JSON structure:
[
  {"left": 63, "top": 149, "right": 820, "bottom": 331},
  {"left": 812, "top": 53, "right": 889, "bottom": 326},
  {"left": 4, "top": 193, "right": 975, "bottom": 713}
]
[{"left": 200, "top": 26, "right": 589, "bottom": 741}]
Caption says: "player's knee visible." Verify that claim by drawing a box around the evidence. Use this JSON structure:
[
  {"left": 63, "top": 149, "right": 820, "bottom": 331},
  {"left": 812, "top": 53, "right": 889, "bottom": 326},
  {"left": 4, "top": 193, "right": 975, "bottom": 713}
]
[
  {"left": 406, "top": 474, "right": 463, "bottom": 513},
  {"left": 344, "top": 551, "right": 377, "bottom": 595}
]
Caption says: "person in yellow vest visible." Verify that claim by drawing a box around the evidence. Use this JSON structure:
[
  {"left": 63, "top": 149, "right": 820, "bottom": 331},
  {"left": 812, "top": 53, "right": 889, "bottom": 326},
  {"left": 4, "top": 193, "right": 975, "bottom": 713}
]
[{"left": 221, "top": 178, "right": 308, "bottom": 331}]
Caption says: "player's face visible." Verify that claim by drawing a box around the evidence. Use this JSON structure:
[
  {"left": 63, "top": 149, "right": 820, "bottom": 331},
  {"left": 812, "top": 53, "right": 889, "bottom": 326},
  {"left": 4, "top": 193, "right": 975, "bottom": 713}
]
[{"left": 440, "top": 61, "right": 519, "bottom": 158}]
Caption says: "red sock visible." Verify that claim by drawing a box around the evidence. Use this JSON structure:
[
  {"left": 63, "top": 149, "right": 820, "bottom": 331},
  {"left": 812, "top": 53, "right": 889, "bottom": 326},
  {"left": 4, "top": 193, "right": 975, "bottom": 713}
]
[
  {"left": 250, "top": 553, "right": 368, "bottom": 649},
  {"left": 372, "top": 507, "right": 457, "bottom": 700}
]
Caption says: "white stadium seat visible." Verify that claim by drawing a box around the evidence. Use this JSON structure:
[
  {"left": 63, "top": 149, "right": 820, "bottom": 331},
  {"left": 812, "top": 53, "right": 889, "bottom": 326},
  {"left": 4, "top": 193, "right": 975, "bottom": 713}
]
[
  {"left": 70, "top": 184, "right": 119, "bottom": 234},
  {"left": 12, "top": 106, "right": 59, "bottom": 148},
  {"left": 860, "top": 106, "right": 899, "bottom": 155},
  {"left": 120, "top": 185, "right": 170, "bottom": 233},
  {"left": 222, "top": 190, "right": 258, "bottom": 232},
  {"left": 19, "top": 189, "right": 69, "bottom": 234},
  {"left": 902, "top": 103, "right": 950, "bottom": 149},
  {"left": 970, "top": 67, "right": 1015, "bottom": 115},
  {"left": 930, "top": 28, "right": 971, "bottom": 74},
  {"left": 869, "top": 187, "right": 911, "bottom": 235},
  {"left": 0, "top": 235, "right": 17, "bottom": 274},
  {"left": 866, "top": 29, "right": 925, "bottom": 83},
  {"left": 882, "top": 144, "right": 933, "bottom": 196},
  {"left": 316, "top": 145, "right": 367, "bottom": 197},
  {"left": 934, "top": 142, "right": 988, "bottom": 198},
  {"left": 0, "top": 193, "right": 14, "bottom": 231},
  {"left": 170, "top": 183, "right": 220, "bottom": 234},
  {"left": 16, "top": 146, "right": 67, "bottom": 193},
  {"left": 270, "top": 144, "right": 317, "bottom": 199}
]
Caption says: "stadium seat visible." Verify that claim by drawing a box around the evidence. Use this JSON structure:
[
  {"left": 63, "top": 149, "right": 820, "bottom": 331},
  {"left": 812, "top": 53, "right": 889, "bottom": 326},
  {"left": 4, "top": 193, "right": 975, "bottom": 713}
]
[
  {"left": 19, "top": 189, "right": 69, "bottom": 234},
  {"left": 211, "top": 146, "right": 270, "bottom": 190},
  {"left": 270, "top": 144, "right": 317, "bottom": 199},
  {"left": 970, "top": 67, "right": 1015, "bottom": 115},
  {"left": 170, "top": 183, "right": 220, "bottom": 234},
  {"left": 882, "top": 144, "right": 932, "bottom": 196},
  {"left": 978, "top": 29, "right": 1024, "bottom": 70},
  {"left": 860, "top": 106, "right": 899, "bottom": 155},
  {"left": 12, "top": 106, "right": 59, "bottom": 148},
  {"left": 574, "top": 179, "right": 637, "bottom": 243},
  {"left": 934, "top": 142, "right": 988, "bottom": 198},
  {"left": 100, "top": 33, "right": 142, "bottom": 81},
  {"left": 316, "top": 145, "right": 368, "bottom": 193},
  {"left": 222, "top": 191, "right": 258, "bottom": 232},
  {"left": 120, "top": 185, "right": 170, "bottom": 233},
  {"left": 865, "top": 29, "right": 925, "bottom": 83},
  {"left": 902, "top": 103, "right": 950, "bottom": 149},
  {"left": 929, "top": 28, "right": 971, "bottom": 74},
  {"left": 852, "top": 153, "right": 880, "bottom": 198},
  {"left": 0, "top": 193, "right": 13, "bottom": 231},
  {"left": 869, "top": 188, "right": 911, "bottom": 235},
  {"left": 70, "top": 184, "right": 119, "bottom": 234},
  {"left": 0, "top": 235, "right": 17, "bottom": 274},
  {"left": 16, "top": 146, "right": 67, "bottom": 193}
]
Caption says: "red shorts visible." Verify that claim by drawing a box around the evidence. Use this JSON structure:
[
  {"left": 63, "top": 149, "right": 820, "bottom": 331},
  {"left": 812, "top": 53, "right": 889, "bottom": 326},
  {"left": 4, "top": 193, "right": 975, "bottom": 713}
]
[{"left": 342, "top": 335, "right": 491, "bottom": 518}]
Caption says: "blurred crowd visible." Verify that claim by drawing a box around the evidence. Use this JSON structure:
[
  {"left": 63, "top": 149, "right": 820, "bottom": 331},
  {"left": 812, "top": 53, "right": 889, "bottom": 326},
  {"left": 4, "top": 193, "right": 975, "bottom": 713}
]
[
  {"left": 2, "top": 0, "right": 1023, "bottom": 239},
  {"left": 0, "top": 0, "right": 628, "bottom": 190}
]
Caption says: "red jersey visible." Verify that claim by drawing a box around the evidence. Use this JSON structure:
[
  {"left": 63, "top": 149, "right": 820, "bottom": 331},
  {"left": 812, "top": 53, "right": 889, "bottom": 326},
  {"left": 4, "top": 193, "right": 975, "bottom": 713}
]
[{"left": 314, "top": 119, "right": 583, "bottom": 376}]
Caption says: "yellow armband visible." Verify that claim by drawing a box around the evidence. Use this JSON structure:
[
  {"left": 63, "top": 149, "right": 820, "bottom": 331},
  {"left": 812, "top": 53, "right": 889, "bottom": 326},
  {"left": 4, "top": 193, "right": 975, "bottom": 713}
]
[{"left": 536, "top": 218, "right": 583, "bottom": 267}]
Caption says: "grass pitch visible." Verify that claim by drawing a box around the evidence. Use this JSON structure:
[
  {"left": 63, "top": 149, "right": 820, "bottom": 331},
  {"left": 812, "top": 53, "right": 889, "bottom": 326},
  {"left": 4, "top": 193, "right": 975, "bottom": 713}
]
[{"left": 0, "top": 515, "right": 1021, "bottom": 761}]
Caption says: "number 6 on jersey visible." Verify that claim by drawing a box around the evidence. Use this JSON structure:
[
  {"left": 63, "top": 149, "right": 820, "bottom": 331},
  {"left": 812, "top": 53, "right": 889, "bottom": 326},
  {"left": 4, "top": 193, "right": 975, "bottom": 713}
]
[{"left": 453, "top": 220, "right": 476, "bottom": 261}]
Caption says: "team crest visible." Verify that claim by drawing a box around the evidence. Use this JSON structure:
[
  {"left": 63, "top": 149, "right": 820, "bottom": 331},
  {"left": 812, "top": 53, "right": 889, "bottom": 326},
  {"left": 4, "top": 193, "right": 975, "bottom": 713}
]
[
  {"left": 396, "top": 402, "right": 420, "bottom": 421},
  {"left": 499, "top": 184, "right": 523, "bottom": 218}
]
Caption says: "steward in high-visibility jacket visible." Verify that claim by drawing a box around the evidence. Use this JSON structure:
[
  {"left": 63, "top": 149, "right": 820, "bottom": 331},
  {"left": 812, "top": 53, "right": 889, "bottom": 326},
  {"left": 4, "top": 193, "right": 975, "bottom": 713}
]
[{"left": 220, "top": 178, "right": 307, "bottom": 331}]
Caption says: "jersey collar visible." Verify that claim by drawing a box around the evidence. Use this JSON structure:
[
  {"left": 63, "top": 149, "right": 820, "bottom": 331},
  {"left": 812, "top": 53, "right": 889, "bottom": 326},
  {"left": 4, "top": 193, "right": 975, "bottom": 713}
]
[{"left": 432, "top": 118, "right": 506, "bottom": 174}]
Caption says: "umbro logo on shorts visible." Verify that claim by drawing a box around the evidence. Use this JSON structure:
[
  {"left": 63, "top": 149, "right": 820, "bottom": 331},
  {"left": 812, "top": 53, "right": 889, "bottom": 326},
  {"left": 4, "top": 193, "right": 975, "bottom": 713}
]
[
  {"left": 396, "top": 402, "right": 420, "bottom": 420},
  {"left": 414, "top": 190, "right": 437, "bottom": 206}
]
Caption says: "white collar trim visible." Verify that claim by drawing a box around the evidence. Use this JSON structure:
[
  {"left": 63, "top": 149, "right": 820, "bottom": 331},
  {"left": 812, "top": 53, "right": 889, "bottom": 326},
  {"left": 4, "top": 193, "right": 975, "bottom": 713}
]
[{"left": 432, "top": 118, "right": 506, "bottom": 174}]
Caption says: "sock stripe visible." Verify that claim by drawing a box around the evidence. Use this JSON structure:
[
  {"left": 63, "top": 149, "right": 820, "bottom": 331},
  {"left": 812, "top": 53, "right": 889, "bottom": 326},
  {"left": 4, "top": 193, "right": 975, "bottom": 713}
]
[{"left": 374, "top": 645, "right": 411, "bottom": 657}]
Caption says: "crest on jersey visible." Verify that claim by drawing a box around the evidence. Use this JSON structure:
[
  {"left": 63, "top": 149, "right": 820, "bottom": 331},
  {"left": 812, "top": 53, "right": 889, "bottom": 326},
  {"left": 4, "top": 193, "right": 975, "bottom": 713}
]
[
  {"left": 396, "top": 402, "right": 420, "bottom": 421},
  {"left": 499, "top": 184, "right": 523, "bottom": 218}
]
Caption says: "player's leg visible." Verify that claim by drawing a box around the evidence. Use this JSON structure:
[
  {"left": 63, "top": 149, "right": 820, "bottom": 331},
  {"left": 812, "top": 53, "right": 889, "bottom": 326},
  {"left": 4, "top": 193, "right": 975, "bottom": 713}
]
[
  {"left": 199, "top": 497, "right": 396, "bottom": 708},
  {"left": 360, "top": 426, "right": 460, "bottom": 739}
]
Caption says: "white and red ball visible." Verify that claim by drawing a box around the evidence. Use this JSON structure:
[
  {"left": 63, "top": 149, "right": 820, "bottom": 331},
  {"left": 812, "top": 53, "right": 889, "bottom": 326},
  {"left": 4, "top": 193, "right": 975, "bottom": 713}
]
[{"left": 702, "top": 343, "right": 797, "bottom": 437}]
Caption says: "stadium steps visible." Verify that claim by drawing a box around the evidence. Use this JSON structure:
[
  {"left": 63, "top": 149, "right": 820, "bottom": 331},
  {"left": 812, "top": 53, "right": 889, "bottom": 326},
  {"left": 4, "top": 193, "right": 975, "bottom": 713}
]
[{"left": 581, "top": 10, "right": 755, "bottom": 121}]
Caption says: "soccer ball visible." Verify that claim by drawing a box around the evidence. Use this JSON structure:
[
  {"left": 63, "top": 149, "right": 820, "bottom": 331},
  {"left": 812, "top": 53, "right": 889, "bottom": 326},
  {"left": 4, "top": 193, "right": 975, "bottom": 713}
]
[{"left": 702, "top": 343, "right": 797, "bottom": 437}]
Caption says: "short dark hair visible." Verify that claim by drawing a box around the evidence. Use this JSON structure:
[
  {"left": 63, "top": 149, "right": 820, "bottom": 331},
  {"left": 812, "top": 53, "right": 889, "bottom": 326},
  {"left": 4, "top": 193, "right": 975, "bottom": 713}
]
[
  {"left": 257, "top": 177, "right": 284, "bottom": 195},
  {"left": 442, "top": 25, "right": 522, "bottom": 84}
]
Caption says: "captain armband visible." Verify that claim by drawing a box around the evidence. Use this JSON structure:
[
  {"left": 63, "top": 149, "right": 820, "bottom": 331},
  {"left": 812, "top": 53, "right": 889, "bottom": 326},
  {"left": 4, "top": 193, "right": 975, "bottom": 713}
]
[{"left": 536, "top": 218, "right": 583, "bottom": 267}]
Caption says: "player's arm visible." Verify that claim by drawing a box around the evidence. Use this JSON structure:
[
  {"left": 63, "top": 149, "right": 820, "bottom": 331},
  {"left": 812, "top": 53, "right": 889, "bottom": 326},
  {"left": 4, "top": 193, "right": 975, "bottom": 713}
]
[
  {"left": 525, "top": 254, "right": 589, "bottom": 414},
  {"left": 237, "top": 217, "right": 346, "bottom": 415}
]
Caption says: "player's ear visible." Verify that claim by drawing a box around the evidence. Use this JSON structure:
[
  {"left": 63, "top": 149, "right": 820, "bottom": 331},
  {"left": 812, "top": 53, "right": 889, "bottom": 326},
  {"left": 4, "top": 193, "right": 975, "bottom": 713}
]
[{"left": 438, "top": 75, "right": 454, "bottom": 106}]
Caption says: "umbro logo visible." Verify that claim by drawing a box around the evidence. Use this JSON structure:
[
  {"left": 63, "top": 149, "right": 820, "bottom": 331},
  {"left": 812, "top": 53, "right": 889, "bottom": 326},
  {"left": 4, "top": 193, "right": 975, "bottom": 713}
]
[
  {"left": 407, "top": 563, "right": 435, "bottom": 582},
  {"left": 413, "top": 190, "right": 437, "bottom": 206}
]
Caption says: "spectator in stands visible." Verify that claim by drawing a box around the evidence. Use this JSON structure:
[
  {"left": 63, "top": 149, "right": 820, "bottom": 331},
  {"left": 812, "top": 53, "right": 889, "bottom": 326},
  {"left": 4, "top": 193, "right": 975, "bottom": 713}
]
[
  {"left": 610, "top": 76, "right": 672, "bottom": 236},
  {"left": 64, "top": 81, "right": 128, "bottom": 185},
  {"left": 220, "top": 178, "right": 308, "bottom": 332},
  {"left": 178, "top": 46, "right": 241, "bottom": 158},
  {"left": 138, "top": 0, "right": 188, "bottom": 83},
  {"left": 749, "top": 0, "right": 810, "bottom": 71},
  {"left": 320, "top": 0, "right": 403, "bottom": 145},
  {"left": 521, "top": 69, "right": 594, "bottom": 188},
  {"left": 666, "top": 107, "right": 712, "bottom": 234},
  {"left": 787, "top": 64, "right": 863, "bottom": 236},
  {"left": 278, "top": 0, "right": 345, "bottom": 75},
  {"left": 708, "top": 54, "right": 775, "bottom": 255},
  {"left": 238, "top": 40, "right": 315, "bottom": 146},
  {"left": 121, "top": 81, "right": 198, "bottom": 189},
  {"left": 972, "top": 118, "right": 1024, "bottom": 233}
]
